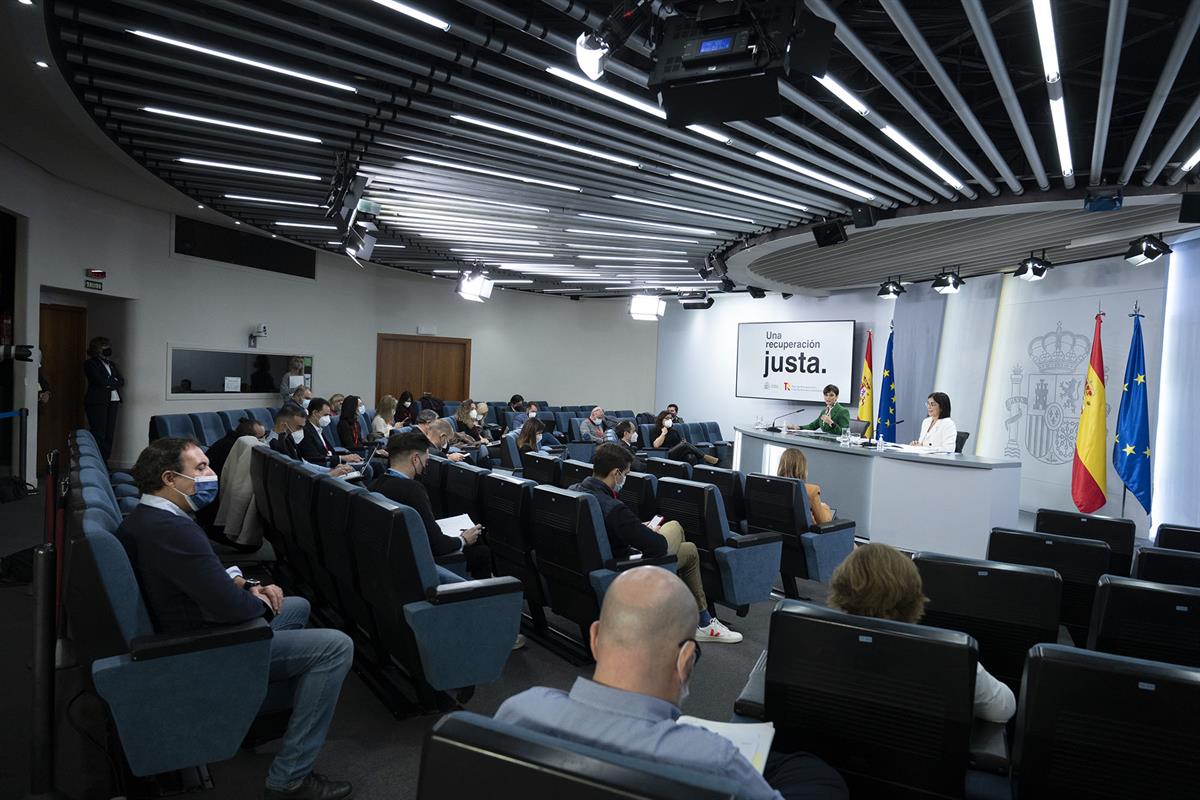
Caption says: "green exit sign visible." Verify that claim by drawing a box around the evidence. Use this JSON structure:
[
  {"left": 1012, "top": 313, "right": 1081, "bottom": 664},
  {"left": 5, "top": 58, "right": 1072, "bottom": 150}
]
[{"left": 84, "top": 279, "right": 103, "bottom": 291}]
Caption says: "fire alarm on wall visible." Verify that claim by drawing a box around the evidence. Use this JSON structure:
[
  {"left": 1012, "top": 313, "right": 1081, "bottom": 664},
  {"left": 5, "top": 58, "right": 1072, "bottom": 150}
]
[{"left": 85, "top": 268, "right": 107, "bottom": 279}]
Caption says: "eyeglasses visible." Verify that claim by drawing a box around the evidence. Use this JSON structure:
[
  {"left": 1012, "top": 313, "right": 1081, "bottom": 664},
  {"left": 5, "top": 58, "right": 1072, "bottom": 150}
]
[{"left": 678, "top": 638, "right": 701, "bottom": 665}]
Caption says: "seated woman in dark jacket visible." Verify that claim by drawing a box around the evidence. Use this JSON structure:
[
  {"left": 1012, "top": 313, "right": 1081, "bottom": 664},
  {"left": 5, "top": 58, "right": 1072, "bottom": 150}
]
[
  {"left": 336, "top": 394, "right": 367, "bottom": 451},
  {"left": 651, "top": 410, "right": 718, "bottom": 466},
  {"left": 454, "top": 398, "right": 492, "bottom": 443},
  {"left": 516, "top": 418, "right": 546, "bottom": 455},
  {"left": 395, "top": 390, "right": 420, "bottom": 426}
]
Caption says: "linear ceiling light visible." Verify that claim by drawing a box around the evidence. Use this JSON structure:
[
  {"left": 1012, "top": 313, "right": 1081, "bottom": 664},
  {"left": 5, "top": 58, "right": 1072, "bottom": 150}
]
[
  {"left": 276, "top": 221, "right": 337, "bottom": 229},
  {"left": 491, "top": 279, "right": 534, "bottom": 284},
  {"left": 1182, "top": 145, "right": 1200, "bottom": 173},
  {"left": 449, "top": 249, "right": 553, "bottom": 257},
  {"left": 368, "top": 0, "right": 450, "bottom": 31},
  {"left": 669, "top": 171, "right": 808, "bottom": 212},
  {"left": 879, "top": 127, "right": 966, "bottom": 190},
  {"left": 576, "top": 256, "right": 690, "bottom": 263},
  {"left": 452, "top": 114, "right": 640, "bottom": 167},
  {"left": 224, "top": 194, "right": 322, "bottom": 207},
  {"left": 754, "top": 151, "right": 876, "bottom": 200},
  {"left": 380, "top": 213, "right": 539, "bottom": 229},
  {"left": 814, "top": 74, "right": 869, "bottom": 116},
  {"left": 566, "top": 243, "right": 689, "bottom": 254},
  {"left": 128, "top": 30, "right": 356, "bottom": 92},
  {"left": 405, "top": 155, "right": 582, "bottom": 192},
  {"left": 415, "top": 234, "right": 540, "bottom": 246},
  {"left": 1032, "top": 0, "right": 1073, "bottom": 180},
  {"left": 610, "top": 194, "right": 754, "bottom": 224},
  {"left": 565, "top": 228, "right": 700, "bottom": 244},
  {"left": 566, "top": 279, "right": 630, "bottom": 284},
  {"left": 576, "top": 214, "right": 716, "bottom": 235},
  {"left": 372, "top": 243, "right": 406, "bottom": 249},
  {"left": 375, "top": 193, "right": 551, "bottom": 214},
  {"left": 177, "top": 157, "right": 321, "bottom": 181},
  {"left": 142, "top": 107, "right": 321, "bottom": 143},
  {"left": 686, "top": 124, "right": 733, "bottom": 145}
]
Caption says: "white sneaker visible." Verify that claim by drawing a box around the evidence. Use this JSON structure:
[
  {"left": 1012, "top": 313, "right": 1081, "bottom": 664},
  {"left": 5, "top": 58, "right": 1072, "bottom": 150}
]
[
  {"left": 695, "top": 618, "right": 743, "bottom": 643},
  {"left": 512, "top": 634, "right": 526, "bottom": 651}
]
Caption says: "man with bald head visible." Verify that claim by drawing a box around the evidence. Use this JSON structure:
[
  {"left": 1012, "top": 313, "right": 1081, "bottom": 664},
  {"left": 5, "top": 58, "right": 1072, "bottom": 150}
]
[{"left": 495, "top": 568, "right": 846, "bottom": 800}]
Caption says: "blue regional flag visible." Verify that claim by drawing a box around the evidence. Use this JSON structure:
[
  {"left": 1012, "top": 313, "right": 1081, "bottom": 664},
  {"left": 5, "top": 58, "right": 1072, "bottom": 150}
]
[
  {"left": 1112, "top": 313, "right": 1152, "bottom": 513},
  {"left": 878, "top": 329, "right": 898, "bottom": 442}
]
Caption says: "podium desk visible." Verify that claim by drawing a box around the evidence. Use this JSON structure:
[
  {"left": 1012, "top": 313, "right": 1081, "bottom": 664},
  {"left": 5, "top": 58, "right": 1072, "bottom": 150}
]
[{"left": 733, "top": 427, "right": 1021, "bottom": 559}]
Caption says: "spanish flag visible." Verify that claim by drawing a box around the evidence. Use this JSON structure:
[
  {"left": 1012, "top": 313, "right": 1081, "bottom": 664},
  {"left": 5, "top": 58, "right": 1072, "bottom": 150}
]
[
  {"left": 1071, "top": 313, "right": 1107, "bottom": 513},
  {"left": 857, "top": 330, "right": 874, "bottom": 439}
]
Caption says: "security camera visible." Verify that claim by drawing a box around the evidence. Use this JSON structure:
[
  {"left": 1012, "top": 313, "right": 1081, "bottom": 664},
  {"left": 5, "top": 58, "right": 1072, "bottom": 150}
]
[{"left": 252, "top": 323, "right": 268, "bottom": 337}]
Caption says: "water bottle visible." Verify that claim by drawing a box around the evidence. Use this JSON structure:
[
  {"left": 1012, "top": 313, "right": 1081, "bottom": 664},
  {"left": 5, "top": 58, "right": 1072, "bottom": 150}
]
[{"left": 875, "top": 433, "right": 884, "bottom": 451}]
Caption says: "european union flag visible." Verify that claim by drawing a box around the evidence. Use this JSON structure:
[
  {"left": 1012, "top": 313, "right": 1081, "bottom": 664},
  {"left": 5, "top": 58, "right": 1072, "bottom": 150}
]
[
  {"left": 877, "top": 330, "right": 898, "bottom": 442},
  {"left": 1112, "top": 314, "right": 1152, "bottom": 513}
]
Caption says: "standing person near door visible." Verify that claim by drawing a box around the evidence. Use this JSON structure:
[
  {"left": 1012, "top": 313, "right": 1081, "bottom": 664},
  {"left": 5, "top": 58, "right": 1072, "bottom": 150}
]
[{"left": 83, "top": 336, "right": 124, "bottom": 461}]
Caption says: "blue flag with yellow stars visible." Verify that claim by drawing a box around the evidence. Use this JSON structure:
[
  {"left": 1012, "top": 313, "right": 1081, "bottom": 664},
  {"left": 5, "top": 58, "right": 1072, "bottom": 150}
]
[
  {"left": 1112, "top": 314, "right": 1152, "bottom": 513},
  {"left": 878, "top": 329, "right": 898, "bottom": 442}
]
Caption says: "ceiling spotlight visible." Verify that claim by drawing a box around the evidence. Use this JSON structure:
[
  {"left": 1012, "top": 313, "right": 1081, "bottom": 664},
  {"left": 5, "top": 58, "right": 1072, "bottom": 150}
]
[
  {"left": 35, "top": 60, "right": 49, "bottom": 68},
  {"left": 678, "top": 291, "right": 714, "bottom": 310},
  {"left": 931, "top": 269, "right": 965, "bottom": 295},
  {"left": 1014, "top": 251, "right": 1053, "bottom": 281},
  {"left": 1124, "top": 234, "right": 1172, "bottom": 266},
  {"left": 630, "top": 294, "right": 667, "bottom": 321},
  {"left": 344, "top": 220, "right": 377, "bottom": 260},
  {"left": 747, "top": 286, "right": 767, "bottom": 299},
  {"left": 720, "top": 277, "right": 736, "bottom": 293},
  {"left": 877, "top": 276, "right": 906, "bottom": 299},
  {"left": 457, "top": 272, "right": 494, "bottom": 303},
  {"left": 575, "top": 0, "right": 650, "bottom": 81},
  {"left": 697, "top": 255, "right": 713, "bottom": 280}
]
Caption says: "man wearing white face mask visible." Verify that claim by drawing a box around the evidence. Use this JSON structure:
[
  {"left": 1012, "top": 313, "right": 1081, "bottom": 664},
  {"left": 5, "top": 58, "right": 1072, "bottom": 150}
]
[
  {"left": 615, "top": 420, "right": 646, "bottom": 472},
  {"left": 297, "top": 397, "right": 363, "bottom": 470},
  {"left": 579, "top": 406, "right": 612, "bottom": 443},
  {"left": 495, "top": 567, "right": 844, "bottom": 799},
  {"left": 117, "top": 437, "right": 356, "bottom": 800}
]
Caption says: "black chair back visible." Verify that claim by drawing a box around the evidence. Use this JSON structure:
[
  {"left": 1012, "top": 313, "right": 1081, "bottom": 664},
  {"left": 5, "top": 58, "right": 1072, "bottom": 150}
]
[
  {"left": 744, "top": 473, "right": 807, "bottom": 536},
  {"left": 691, "top": 465, "right": 745, "bottom": 530},
  {"left": 954, "top": 430, "right": 969, "bottom": 453},
  {"left": 1013, "top": 645, "right": 1200, "bottom": 799},
  {"left": 421, "top": 454, "right": 450, "bottom": 517},
  {"left": 286, "top": 462, "right": 337, "bottom": 605},
  {"left": 617, "top": 472, "right": 657, "bottom": 521},
  {"left": 313, "top": 476, "right": 373, "bottom": 637},
  {"left": 418, "top": 712, "right": 738, "bottom": 800},
  {"left": 1133, "top": 546, "right": 1200, "bottom": 588},
  {"left": 528, "top": 486, "right": 608, "bottom": 628},
  {"left": 1087, "top": 575, "right": 1200, "bottom": 667},
  {"left": 765, "top": 601, "right": 977, "bottom": 799},
  {"left": 521, "top": 451, "right": 562, "bottom": 486},
  {"left": 644, "top": 457, "right": 691, "bottom": 481},
  {"left": 987, "top": 527, "right": 1109, "bottom": 644},
  {"left": 264, "top": 451, "right": 293, "bottom": 555},
  {"left": 249, "top": 445, "right": 272, "bottom": 531},
  {"left": 443, "top": 461, "right": 489, "bottom": 521},
  {"left": 558, "top": 459, "right": 593, "bottom": 489},
  {"left": 1157, "top": 524, "right": 1200, "bottom": 553},
  {"left": 481, "top": 474, "right": 541, "bottom": 603},
  {"left": 914, "top": 553, "right": 1061, "bottom": 691},
  {"left": 1035, "top": 508, "right": 1136, "bottom": 576}
]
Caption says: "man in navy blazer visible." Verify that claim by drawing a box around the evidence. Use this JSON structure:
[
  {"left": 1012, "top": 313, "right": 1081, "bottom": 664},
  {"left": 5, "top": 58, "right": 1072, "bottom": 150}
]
[
  {"left": 83, "top": 336, "right": 124, "bottom": 460},
  {"left": 117, "top": 437, "right": 354, "bottom": 799}
]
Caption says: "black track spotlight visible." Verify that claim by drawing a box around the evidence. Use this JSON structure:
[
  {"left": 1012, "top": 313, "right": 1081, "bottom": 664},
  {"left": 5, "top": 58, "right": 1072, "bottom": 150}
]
[
  {"left": 709, "top": 252, "right": 729, "bottom": 278},
  {"left": 1014, "top": 250, "right": 1053, "bottom": 281},
  {"left": 931, "top": 268, "right": 965, "bottom": 295},
  {"left": 678, "top": 291, "right": 714, "bottom": 310},
  {"left": 720, "top": 277, "right": 736, "bottom": 293},
  {"left": 747, "top": 286, "right": 767, "bottom": 299},
  {"left": 697, "top": 255, "right": 713, "bottom": 280},
  {"left": 1124, "top": 234, "right": 1172, "bottom": 266},
  {"left": 877, "top": 276, "right": 906, "bottom": 299},
  {"left": 575, "top": 0, "right": 650, "bottom": 80}
]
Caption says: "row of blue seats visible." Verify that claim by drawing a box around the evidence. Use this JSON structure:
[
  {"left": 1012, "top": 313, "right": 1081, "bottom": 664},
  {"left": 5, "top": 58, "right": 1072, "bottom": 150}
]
[{"left": 150, "top": 407, "right": 281, "bottom": 447}]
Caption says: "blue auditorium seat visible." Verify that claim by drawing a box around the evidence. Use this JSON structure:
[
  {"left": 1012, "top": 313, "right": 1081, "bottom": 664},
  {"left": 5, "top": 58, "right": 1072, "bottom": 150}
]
[
  {"left": 556, "top": 459, "right": 593, "bottom": 489},
  {"left": 151, "top": 413, "right": 198, "bottom": 442},
  {"left": 655, "top": 478, "right": 782, "bottom": 612},
  {"left": 645, "top": 457, "right": 693, "bottom": 481},
  {"left": 553, "top": 412, "right": 576, "bottom": 437},
  {"left": 617, "top": 471, "right": 657, "bottom": 521},
  {"left": 348, "top": 492, "right": 524, "bottom": 691},
  {"left": 692, "top": 465, "right": 747, "bottom": 534},
  {"left": 216, "top": 409, "right": 243, "bottom": 433},
  {"left": 498, "top": 432, "right": 522, "bottom": 472},
  {"left": 480, "top": 474, "right": 546, "bottom": 630},
  {"left": 443, "top": 401, "right": 461, "bottom": 418},
  {"left": 188, "top": 412, "right": 226, "bottom": 448},
  {"left": 245, "top": 407, "right": 275, "bottom": 431},
  {"left": 744, "top": 473, "right": 856, "bottom": 586},
  {"left": 443, "top": 461, "right": 490, "bottom": 521}
]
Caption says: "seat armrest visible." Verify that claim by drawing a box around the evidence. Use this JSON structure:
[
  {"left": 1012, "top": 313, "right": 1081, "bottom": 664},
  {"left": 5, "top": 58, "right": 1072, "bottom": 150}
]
[
  {"left": 605, "top": 553, "right": 678, "bottom": 571},
  {"left": 733, "top": 649, "right": 768, "bottom": 719},
  {"left": 968, "top": 719, "right": 1010, "bottom": 773},
  {"left": 813, "top": 518, "right": 855, "bottom": 534},
  {"left": 427, "top": 576, "right": 523, "bottom": 604},
  {"left": 129, "top": 617, "right": 272, "bottom": 661},
  {"left": 435, "top": 551, "right": 468, "bottom": 567},
  {"left": 726, "top": 531, "right": 783, "bottom": 548}
]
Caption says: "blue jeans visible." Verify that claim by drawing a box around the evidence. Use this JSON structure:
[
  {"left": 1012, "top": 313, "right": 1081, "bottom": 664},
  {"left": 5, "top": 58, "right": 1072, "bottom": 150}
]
[{"left": 264, "top": 597, "right": 354, "bottom": 790}]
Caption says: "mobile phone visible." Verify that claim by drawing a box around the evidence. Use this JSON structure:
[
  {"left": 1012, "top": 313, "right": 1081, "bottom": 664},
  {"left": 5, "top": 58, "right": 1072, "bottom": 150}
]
[{"left": 649, "top": 515, "right": 664, "bottom": 528}]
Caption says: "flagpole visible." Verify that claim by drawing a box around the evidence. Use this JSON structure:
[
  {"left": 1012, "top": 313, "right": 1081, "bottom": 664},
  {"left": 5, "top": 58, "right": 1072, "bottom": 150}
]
[{"left": 1121, "top": 486, "right": 1127, "bottom": 516}]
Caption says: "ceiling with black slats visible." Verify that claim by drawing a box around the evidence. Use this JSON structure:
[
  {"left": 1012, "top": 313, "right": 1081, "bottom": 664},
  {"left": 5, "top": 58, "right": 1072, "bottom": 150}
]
[{"left": 37, "top": 0, "right": 1200, "bottom": 298}]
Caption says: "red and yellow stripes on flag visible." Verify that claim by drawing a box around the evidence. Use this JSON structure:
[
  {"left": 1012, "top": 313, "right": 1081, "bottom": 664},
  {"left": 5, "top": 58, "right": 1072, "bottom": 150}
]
[
  {"left": 857, "top": 330, "right": 874, "bottom": 439},
  {"left": 1071, "top": 313, "right": 1107, "bottom": 513}
]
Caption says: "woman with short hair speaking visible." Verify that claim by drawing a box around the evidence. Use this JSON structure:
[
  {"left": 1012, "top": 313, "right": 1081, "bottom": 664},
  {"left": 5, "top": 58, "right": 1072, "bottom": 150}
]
[{"left": 910, "top": 391, "right": 958, "bottom": 453}]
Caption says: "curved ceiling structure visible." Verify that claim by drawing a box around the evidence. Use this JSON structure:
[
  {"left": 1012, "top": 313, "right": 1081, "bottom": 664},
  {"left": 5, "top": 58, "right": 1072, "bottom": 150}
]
[{"left": 41, "top": 0, "right": 1200, "bottom": 297}]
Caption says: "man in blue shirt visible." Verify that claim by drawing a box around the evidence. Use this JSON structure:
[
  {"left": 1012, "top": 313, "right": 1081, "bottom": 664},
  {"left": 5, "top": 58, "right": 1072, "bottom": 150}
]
[{"left": 495, "top": 567, "right": 846, "bottom": 799}]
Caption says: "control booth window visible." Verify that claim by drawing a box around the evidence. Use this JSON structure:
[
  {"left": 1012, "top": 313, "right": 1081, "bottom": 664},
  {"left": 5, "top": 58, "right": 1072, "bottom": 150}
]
[{"left": 168, "top": 347, "right": 312, "bottom": 397}]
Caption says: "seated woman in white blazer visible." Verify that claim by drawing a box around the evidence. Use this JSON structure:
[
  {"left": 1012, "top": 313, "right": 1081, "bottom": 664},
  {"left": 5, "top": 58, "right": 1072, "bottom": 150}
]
[{"left": 910, "top": 391, "right": 958, "bottom": 453}]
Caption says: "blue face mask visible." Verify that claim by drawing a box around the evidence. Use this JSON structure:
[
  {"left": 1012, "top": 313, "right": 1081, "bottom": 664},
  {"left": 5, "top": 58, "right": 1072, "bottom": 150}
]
[
  {"left": 173, "top": 472, "right": 219, "bottom": 511},
  {"left": 613, "top": 473, "right": 627, "bottom": 494}
]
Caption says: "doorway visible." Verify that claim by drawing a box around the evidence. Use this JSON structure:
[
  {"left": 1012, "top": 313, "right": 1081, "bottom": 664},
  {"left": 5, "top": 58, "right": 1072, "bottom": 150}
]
[
  {"left": 375, "top": 333, "right": 472, "bottom": 405},
  {"left": 37, "top": 304, "right": 87, "bottom": 466}
]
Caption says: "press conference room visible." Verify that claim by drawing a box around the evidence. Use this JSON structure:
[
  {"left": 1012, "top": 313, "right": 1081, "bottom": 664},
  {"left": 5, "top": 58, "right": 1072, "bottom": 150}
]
[{"left": 2, "top": 1, "right": 1200, "bottom": 798}]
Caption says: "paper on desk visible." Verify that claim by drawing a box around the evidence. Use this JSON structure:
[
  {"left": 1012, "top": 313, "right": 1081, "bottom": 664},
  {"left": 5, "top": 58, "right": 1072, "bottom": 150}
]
[
  {"left": 676, "top": 716, "right": 775, "bottom": 774},
  {"left": 884, "top": 443, "right": 927, "bottom": 453},
  {"left": 436, "top": 513, "right": 475, "bottom": 540}
]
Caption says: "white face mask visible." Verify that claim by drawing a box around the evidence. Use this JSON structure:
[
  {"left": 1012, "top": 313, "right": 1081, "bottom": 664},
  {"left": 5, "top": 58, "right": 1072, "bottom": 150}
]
[
  {"left": 469, "top": 409, "right": 479, "bottom": 420},
  {"left": 318, "top": 415, "right": 332, "bottom": 428},
  {"left": 528, "top": 410, "right": 537, "bottom": 419},
  {"left": 631, "top": 432, "right": 638, "bottom": 444},
  {"left": 290, "top": 429, "right": 305, "bottom": 444},
  {"left": 403, "top": 400, "right": 412, "bottom": 408},
  {"left": 663, "top": 418, "right": 673, "bottom": 428}
]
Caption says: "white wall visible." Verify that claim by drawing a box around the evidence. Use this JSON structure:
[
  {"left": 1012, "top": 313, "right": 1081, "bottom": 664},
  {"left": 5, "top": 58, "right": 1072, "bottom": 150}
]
[
  {"left": 4, "top": 145, "right": 657, "bottom": 469},
  {"left": 654, "top": 290, "right": 894, "bottom": 436}
]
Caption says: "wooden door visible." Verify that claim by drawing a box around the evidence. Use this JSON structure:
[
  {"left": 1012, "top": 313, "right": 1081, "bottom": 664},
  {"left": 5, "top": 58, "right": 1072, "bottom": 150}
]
[
  {"left": 37, "top": 304, "right": 88, "bottom": 465},
  {"left": 375, "top": 333, "right": 471, "bottom": 405}
]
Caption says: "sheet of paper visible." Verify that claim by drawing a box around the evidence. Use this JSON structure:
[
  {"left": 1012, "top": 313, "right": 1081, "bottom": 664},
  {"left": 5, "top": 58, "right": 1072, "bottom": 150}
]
[
  {"left": 224, "top": 376, "right": 240, "bottom": 392},
  {"left": 883, "top": 443, "right": 928, "bottom": 453},
  {"left": 676, "top": 716, "right": 775, "bottom": 774},
  {"left": 436, "top": 513, "right": 475, "bottom": 540},
  {"left": 288, "top": 374, "right": 304, "bottom": 388}
]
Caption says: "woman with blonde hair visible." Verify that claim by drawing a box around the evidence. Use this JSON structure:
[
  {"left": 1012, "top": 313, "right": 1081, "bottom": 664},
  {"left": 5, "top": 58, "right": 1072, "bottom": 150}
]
[
  {"left": 828, "top": 543, "right": 1016, "bottom": 723},
  {"left": 373, "top": 394, "right": 398, "bottom": 437},
  {"left": 777, "top": 448, "right": 833, "bottom": 525}
]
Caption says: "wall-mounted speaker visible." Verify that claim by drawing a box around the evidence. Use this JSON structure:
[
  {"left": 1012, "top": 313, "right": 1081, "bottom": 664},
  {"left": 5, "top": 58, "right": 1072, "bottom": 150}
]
[
  {"left": 851, "top": 204, "right": 879, "bottom": 228},
  {"left": 1180, "top": 194, "right": 1200, "bottom": 224},
  {"left": 812, "top": 221, "right": 848, "bottom": 247}
]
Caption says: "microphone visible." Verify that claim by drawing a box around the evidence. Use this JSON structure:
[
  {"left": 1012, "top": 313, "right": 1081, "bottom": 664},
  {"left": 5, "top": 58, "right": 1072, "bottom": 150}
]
[{"left": 765, "top": 408, "right": 807, "bottom": 433}]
